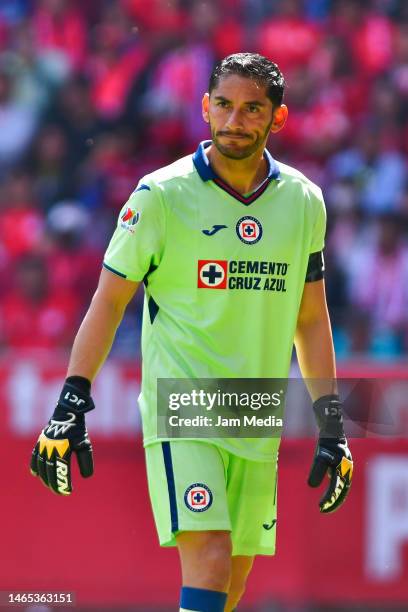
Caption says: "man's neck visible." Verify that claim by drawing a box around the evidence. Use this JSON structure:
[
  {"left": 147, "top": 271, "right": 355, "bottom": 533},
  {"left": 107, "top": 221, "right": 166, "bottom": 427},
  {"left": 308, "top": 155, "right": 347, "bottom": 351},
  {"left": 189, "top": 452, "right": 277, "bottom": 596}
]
[{"left": 205, "top": 144, "right": 268, "bottom": 195}]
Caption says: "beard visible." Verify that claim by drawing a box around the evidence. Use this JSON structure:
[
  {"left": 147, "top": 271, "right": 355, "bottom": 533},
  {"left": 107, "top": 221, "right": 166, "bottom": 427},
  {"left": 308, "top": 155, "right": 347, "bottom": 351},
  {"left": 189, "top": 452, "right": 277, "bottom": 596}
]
[{"left": 210, "top": 119, "right": 273, "bottom": 160}]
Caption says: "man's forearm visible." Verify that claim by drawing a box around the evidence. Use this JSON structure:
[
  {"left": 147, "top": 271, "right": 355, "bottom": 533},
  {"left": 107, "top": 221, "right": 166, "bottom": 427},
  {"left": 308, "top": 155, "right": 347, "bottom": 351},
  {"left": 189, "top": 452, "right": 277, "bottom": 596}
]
[
  {"left": 294, "top": 316, "right": 337, "bottom": 401},
  {"left": 66, "top": 291, "right": 126, "bottom": 382}
]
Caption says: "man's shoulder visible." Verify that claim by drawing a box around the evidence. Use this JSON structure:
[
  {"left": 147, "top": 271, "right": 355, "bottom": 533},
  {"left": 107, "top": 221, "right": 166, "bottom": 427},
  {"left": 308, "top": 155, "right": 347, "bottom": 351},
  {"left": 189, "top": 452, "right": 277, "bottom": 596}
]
[
  {"left": 142, "top": 153, "right": 196, "bottom": 189},
  {"left": 276, "top": 160, "right": 323, "bottom": 200}
]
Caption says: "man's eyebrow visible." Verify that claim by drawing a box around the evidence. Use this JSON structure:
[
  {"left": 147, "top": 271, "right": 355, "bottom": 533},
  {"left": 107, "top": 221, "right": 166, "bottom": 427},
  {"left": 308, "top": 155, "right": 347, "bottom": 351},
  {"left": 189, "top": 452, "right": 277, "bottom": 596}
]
[
  {"left": 245, "top": 100, "right": 266, "bottom": 107},
  {"left": 213, "top": 95, "right": 266, "bottom": 106},
  {"left": 214, "top": 95, "right": 231, "bottom": 102}
]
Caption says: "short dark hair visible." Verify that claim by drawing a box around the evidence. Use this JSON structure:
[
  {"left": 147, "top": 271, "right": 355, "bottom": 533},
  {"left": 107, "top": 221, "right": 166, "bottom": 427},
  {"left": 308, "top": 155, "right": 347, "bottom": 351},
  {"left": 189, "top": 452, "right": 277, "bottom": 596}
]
[{"left": 209, "top": 53, "right": 285, "bottom": 107}]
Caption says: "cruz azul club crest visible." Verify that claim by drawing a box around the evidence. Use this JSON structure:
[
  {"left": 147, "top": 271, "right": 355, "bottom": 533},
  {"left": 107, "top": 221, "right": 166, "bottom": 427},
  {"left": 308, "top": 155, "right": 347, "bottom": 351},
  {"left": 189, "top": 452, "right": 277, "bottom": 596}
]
[
  {"left": 236, "top": 216, "right": 263, "bottom": 244},
  {"left": 184, "top": 483, "right": 213, "bottom": 512}
]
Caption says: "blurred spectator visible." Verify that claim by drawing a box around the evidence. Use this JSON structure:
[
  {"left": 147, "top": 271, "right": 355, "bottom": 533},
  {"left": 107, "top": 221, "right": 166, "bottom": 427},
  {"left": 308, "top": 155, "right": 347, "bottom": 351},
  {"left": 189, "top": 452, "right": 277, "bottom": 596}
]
[
  {"left": 352, "top": 9, "right": 395, "bottom": 77},
  {"left": 0, "top": 170, "right": 44, "bottom": 262},
  {"left": 348, "top": 214, "right": 408, "bottom": 356},
  {"left": 2, "top": 22, "right": 55, "bottom": 114},
  {"left": 43, "top": 200, "right": 101, "bottom": 303},
  {"left": 78, "top": 129, "right": 140, "bottom": 216},
  {"left": 88, "top": 2, "right": 149, "bottom": 120},
  {"left": 31, "top": 0, "right": 87, "bottom": 74},
  {"left": 0, "top": 65, "right": 38, "bottom": 170},
  {"left": 258, "top": 0, "right": 321, "bottom": 75},
  {"left": 327, "top": 125, "right": 407, "bottom": 214},
  {"left": 27, "top": 124, "right": 71, "bottom": 210},
  {"left": 51, "top": 76, "right": 102, "bottom": 170},
  {"left": 0, "top": 253, "right": 80, "bottom": 351},
  {"left": 141, "top": 0, "right": 219, "bottom": 147}
]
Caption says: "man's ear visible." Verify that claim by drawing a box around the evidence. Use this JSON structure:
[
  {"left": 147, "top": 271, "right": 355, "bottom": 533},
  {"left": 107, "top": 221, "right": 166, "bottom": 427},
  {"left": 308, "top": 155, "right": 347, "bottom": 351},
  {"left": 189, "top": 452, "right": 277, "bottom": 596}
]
[
  {"left": 270, "top": 104, "right": 288, "bottom": 134},
  {"left": 202, "top": 93, "right": 210, "bottom": 123}
]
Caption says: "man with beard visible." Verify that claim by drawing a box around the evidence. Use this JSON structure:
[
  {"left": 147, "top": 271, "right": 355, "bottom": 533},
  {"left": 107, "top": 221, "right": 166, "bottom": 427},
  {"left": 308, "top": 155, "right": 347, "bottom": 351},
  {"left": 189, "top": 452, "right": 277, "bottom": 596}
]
[{"left": 31, "top": 53, "right": 353, "bottom": 612}]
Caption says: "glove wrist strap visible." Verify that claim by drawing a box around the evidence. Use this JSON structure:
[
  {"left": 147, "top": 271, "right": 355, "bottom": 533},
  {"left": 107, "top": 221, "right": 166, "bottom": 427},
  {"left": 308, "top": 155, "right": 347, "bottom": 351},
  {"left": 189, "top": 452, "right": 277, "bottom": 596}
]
[
  {"left": 313, "top": 393, "right": 345, "bottom": 440},
  {"left": 58, "top": 381, "right": 95, "bottom": 414}
]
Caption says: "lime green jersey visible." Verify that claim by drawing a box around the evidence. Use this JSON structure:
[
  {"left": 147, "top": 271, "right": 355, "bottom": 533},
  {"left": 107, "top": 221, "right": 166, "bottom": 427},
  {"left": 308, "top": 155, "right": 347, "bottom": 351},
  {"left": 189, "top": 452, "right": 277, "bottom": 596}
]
[{"left": 103, "top": 141, "right": 326, "bottom": 461}]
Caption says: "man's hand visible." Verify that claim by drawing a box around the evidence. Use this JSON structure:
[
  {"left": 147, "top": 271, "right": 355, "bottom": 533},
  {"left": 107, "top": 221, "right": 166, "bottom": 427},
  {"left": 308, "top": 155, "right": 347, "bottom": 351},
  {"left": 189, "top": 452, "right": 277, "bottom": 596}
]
[
  {"left": 308, "top": 438, "right": 353, "bottom": 513},
  {"left": 30, "top": 378, "right": 95, "bottom": 495},
  {"left": 308, "top": 394, "right": 353, "bottom": 513}
]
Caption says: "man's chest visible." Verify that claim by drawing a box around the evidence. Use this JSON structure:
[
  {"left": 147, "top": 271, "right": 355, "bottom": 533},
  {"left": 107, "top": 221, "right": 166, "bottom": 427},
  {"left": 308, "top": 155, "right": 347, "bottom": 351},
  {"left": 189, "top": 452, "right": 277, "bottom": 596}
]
[
  {"left": 165, "top": 186, "right": 311, "bottom": 260},
  {"left": 152, "top": 187, "right": 313, "bottom": 295}
]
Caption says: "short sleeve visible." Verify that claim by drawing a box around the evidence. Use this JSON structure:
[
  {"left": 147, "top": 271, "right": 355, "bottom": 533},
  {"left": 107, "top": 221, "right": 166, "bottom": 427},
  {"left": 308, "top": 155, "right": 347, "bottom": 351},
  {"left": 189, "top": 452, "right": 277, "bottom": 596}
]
[
  {"left": 103, "top": 181, "right": 165, "bottom": 282},
  {"left": 309, "top": 187, "right": 327, "bottom": 253}
]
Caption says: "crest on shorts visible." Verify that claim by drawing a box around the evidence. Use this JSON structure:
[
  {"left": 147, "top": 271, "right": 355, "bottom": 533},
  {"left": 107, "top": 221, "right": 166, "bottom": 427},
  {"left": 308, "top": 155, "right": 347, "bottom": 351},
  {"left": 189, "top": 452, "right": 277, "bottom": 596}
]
[{"left": 184, "top": 483, "right": 213, "bottom": 512}]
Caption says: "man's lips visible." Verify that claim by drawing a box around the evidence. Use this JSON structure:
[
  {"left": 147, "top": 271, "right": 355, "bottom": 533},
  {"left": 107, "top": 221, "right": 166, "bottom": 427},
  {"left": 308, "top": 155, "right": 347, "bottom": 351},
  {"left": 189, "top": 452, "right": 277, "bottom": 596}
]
[{"left": 218, "top": 133, "right": 251, "bottom": 140}]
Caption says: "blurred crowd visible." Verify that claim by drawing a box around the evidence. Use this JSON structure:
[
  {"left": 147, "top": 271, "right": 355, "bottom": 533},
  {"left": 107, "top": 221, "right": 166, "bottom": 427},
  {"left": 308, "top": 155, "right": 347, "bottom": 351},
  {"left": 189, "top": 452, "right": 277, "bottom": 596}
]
[{"left": 0, "top": 0, "right": 407, "bottom": 358}]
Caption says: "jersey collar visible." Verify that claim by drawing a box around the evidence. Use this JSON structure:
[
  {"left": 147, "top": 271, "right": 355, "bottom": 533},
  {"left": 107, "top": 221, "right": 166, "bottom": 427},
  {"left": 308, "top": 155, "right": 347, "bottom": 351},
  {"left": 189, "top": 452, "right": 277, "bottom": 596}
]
[
  {"left": 192, "top": 140, "right": 280, "bottom": 205},
  {"left": 193, "top": 140, "right": 281, "bottom": 182}
]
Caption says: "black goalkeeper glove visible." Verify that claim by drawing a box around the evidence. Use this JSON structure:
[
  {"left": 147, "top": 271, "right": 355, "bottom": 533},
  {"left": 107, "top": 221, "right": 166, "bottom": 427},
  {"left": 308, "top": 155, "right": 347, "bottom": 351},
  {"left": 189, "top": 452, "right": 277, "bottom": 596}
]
[
  {"left": 308, "top": 394, "right": 353, "bottom": 513},
  {"left": 30, "top": 377, "right": 95, "bottom": 495}
]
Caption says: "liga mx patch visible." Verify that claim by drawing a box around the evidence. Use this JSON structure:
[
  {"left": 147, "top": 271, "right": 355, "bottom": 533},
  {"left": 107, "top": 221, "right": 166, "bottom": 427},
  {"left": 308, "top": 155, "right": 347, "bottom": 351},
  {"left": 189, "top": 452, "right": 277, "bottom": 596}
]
[
  {"left": 184, "top": 483, "right": 213, "bottom": 512},
  {"left": 120, "top": 207, "right": 140, "bottom": 233},
  {"left": 236, "top": 216, "right": 262, "bottom": 244},
  {"left": 198, "top": 260, "right": 227, "bottom": 289}
]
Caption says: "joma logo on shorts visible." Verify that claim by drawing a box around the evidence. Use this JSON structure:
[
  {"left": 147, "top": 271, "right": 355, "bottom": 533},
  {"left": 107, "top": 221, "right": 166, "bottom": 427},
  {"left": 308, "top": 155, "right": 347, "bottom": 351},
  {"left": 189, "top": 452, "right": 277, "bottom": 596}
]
[{"left": 263, "top": 519, "right": 277, "bottom": 531}]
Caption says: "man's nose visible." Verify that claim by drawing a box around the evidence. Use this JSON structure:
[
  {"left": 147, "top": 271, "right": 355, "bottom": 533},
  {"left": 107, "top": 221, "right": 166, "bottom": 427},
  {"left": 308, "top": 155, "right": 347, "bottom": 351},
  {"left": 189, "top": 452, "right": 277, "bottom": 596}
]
[{"left": 225, "top": 108, "right": 244, "bottom": 130}]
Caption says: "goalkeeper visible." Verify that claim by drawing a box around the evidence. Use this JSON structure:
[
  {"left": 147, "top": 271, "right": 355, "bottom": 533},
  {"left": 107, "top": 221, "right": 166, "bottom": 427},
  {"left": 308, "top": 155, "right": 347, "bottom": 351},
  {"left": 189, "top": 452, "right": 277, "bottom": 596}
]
[{"left": 30, "top": 53, "right": 353, "bottom": 612}]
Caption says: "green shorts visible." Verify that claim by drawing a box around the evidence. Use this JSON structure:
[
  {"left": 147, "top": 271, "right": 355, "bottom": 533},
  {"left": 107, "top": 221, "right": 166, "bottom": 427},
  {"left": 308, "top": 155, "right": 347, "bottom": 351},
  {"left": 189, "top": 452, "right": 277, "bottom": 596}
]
[{"left": 145, "top": 440, "right": 278, "bottom": 557}]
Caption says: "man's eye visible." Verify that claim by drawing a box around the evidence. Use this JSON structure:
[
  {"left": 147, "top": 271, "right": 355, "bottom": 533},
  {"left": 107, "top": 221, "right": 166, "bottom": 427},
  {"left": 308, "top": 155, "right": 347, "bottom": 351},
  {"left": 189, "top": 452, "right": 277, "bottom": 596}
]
[
  {"left": 248, "top": 106, "right": 259, "bottom": 113},
  {"left": 217, "top": 101, "right": 228, "bottom": 107}
]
